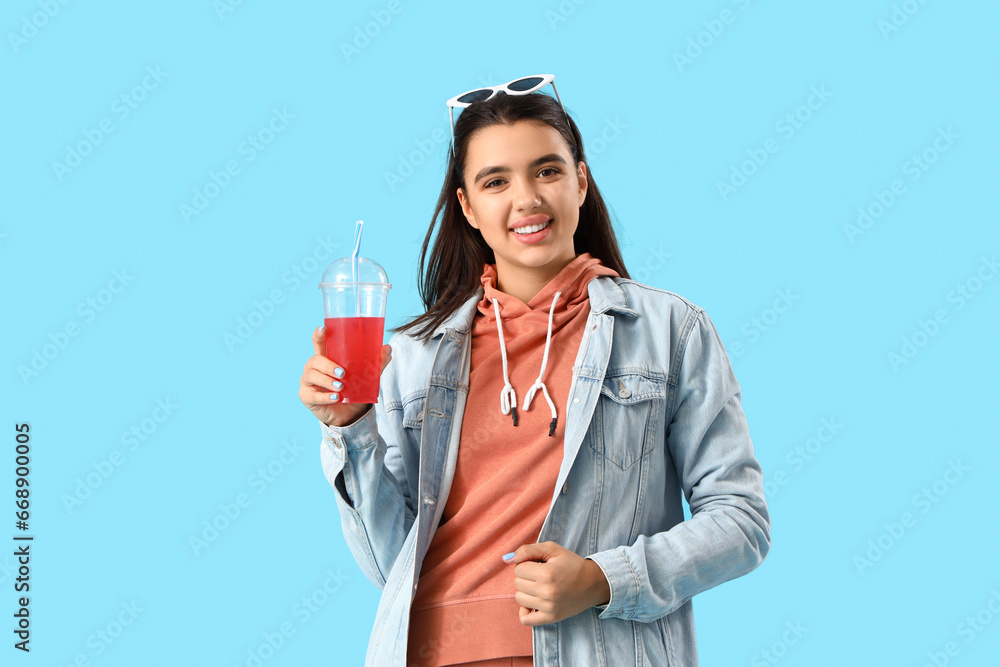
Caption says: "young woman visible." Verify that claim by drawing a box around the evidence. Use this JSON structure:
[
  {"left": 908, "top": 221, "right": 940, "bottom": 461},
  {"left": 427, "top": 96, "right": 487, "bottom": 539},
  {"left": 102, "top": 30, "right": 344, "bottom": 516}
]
[{"left": 299, "top": 75, "right": 771, "bottom": 667}]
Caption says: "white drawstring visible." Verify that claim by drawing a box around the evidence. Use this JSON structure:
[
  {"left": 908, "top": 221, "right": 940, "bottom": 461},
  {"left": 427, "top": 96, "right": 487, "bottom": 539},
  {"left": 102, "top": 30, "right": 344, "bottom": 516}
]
[
  {"left": 522, "top": 291, "right": 560, "bottom": 436},
  {"left": 492, "top": 297, "right": 518, "bottom": 426},
  {"left": 490, "top": 291, "right": 561, "bottom": 437}
]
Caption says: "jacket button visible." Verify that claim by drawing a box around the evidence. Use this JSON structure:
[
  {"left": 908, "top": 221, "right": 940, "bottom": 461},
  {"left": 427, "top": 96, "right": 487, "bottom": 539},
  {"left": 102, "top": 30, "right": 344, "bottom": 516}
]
[
  {"left": 417, "top": 411, "right": 424, "bottom": 422},
  {"left": 562, "top": 481, "right": 569, "bottom": 494},
  {"left": 413, "top": 582, "right": 418, "bottom": 591},
  {"left": 618, "top": 387, "right": 631, "bottom": 399},
  {"left": 422, "top": 495, "right": 436, "bottom": 505}
]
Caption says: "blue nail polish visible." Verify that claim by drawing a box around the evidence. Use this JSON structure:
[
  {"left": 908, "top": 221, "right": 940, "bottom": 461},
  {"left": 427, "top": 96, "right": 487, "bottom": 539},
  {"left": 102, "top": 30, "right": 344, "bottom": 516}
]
[
  {"left": 333, "top": 380, "right": 343, "bottom": 390},
  {"left": 334, "top": 367, "right": 345, "bottom": 378},
  {"left": 330, "top": 393, "right": 339, "bottom": 401},
  {"left": 502, "top": 552, "right": 515, "bottom": 561}
]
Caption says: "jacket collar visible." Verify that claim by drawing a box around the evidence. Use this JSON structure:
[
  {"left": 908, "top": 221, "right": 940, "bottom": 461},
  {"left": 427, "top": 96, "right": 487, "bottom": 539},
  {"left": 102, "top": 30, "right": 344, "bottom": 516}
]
[{"left": 430, "top": 276, "right": 638, "bottom": 339}]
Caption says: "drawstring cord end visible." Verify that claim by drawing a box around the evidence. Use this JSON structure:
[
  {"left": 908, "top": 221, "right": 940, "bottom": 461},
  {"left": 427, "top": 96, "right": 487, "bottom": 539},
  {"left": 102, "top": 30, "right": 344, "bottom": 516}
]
[
  {"left": 548, "top": 417, "right": 557, "bottom": 437},
  {"left": 511, "top": 406, "right": 519, "bottom": 426}
]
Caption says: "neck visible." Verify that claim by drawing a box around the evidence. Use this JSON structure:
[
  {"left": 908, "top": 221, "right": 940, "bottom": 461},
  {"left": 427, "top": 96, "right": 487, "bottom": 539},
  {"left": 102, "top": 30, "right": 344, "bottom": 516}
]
[{"left": 494, "top": 254, "right": 577, "bottom": 304}]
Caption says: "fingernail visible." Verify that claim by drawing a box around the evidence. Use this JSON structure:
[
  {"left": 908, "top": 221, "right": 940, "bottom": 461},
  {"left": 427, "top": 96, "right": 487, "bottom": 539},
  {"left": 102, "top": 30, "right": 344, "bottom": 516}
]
[
  {"left": 334, "top": 367, "right": 345, "bottom": 378},
  {"left": 330, "top": 393, "right": 339, "bottom": 401},
  {"left": 332, "top": 380, "right": 343, "bottom": 390},
  {"left": 502, "top": 552, "right": 515, "bottom": 561}
]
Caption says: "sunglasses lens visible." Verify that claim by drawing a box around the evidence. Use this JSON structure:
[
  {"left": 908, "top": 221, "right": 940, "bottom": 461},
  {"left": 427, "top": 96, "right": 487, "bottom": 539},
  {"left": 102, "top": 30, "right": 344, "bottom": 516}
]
[
  {"left": 457, "top": 89, "right": 493, "bottom": 104},
  {"left": 508, "top": 77, "right": 544, "bottom": 92}
]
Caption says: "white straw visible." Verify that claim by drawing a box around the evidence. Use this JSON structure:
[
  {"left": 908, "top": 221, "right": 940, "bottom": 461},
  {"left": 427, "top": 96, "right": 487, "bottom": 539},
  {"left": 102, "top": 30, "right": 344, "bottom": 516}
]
[{"left": 352, "top": 220, "right": 364, "bottom": 316}]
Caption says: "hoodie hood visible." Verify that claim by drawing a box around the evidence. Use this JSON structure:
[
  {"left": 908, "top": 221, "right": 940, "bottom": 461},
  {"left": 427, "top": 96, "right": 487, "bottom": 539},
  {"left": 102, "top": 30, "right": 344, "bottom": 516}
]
[
  {"left": 475, "top": 253, "right": 620, "bottom": 435},
  {"left": 476, "top": 252, "right": 620, "bottom": 321}
]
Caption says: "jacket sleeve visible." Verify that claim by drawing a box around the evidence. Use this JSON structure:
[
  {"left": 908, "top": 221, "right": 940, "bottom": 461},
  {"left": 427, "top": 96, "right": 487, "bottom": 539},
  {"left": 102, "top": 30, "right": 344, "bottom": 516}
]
[
  {"left": 585, "top": 307, "right": 771, "bottom": 623},
  {"left": 319, "top": 353, "right": 417, "bottom": 591}
]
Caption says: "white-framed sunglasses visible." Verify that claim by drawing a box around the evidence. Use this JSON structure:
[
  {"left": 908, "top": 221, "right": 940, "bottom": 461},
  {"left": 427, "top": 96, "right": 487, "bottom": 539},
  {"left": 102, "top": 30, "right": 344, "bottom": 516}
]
[{"left": 445, "top": 74, "right": 570, "bottom": 157}]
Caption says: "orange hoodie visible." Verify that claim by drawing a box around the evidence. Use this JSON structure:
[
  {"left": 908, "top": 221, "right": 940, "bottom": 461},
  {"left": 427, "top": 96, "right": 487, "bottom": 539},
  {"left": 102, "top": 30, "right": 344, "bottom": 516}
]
[{"left": 407, "top": 253, "right": 620, "bottom": 666}]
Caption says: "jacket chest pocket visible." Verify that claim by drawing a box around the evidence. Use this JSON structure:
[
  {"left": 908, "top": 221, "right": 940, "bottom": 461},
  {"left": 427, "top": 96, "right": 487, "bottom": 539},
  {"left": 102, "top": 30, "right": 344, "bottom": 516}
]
[
  {"left": 401, "top": 394, "right": 427, "bottom": 456},
  {"left": 402, "top": 395, "right": 426, "bottom": 431},
  {"left": 589, "top": 373, "right": 666, "bottom": 471}
]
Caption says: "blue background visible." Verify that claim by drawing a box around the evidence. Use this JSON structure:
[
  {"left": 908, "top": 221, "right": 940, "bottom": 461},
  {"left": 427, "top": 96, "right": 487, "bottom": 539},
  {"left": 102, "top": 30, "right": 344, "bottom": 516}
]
[{"left": 3, "top": 1, "right": 999, "bottom": 665}]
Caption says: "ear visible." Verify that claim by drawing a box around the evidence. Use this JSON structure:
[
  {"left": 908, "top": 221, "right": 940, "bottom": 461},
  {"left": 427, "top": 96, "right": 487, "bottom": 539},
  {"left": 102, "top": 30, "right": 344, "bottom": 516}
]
[
  {"left": 576, "top": 161, "right": 588, "bottom": 208},
  {"left": 457, "top": 187, "right": 479, "bottom": 229}
]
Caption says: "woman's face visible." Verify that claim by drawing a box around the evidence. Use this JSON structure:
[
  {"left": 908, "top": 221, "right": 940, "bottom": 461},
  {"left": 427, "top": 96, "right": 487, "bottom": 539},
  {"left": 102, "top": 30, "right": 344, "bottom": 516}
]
[{"left": 457, "top": 119, "right": 587, "bottom": 285}]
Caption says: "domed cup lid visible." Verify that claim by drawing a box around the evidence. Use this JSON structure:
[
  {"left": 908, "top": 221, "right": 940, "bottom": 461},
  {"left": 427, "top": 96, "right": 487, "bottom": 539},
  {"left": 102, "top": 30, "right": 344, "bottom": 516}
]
[{"left": 319, "top": 257, "right": 390, "bottom": 287}]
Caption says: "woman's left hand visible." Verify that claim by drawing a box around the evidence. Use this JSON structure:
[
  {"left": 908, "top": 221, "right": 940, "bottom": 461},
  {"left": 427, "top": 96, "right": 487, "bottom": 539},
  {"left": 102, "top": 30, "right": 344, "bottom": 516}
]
[{"left": 503, "top": 541, "right": 612, "bottom": 626}]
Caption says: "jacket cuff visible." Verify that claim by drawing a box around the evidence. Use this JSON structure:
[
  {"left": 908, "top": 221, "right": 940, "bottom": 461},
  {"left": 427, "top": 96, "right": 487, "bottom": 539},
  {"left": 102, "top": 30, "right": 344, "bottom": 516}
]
[
  {"left": 585, "top": 549, "right": 639, "bottom": 620},
  {"left": 320, "top": 405, "right": 378, "bottom": 453}
]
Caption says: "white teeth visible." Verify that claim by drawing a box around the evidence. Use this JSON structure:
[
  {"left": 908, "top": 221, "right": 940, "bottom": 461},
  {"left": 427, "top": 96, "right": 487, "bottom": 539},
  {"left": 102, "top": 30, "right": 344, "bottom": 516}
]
[{"left": 513, "top": 219, "right": 551, "bottom": 235}]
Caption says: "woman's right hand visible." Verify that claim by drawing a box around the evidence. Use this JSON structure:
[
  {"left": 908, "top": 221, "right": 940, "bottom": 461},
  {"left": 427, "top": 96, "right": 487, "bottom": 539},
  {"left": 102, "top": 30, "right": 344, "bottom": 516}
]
[{"left": 299, "top": 325, "right": 392, "bottom": 428}]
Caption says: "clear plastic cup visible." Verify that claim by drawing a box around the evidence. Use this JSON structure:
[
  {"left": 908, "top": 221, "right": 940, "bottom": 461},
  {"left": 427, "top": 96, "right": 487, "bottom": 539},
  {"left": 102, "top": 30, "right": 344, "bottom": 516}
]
[{"left": 318, "top": 257, "right": 391, "bottom": 404}]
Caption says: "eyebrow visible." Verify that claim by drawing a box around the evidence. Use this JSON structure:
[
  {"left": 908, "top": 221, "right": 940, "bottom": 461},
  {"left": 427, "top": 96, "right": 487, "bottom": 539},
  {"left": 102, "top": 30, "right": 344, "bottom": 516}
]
[{"left": 473, "top": 153, "right": 568, "bottom": 185}]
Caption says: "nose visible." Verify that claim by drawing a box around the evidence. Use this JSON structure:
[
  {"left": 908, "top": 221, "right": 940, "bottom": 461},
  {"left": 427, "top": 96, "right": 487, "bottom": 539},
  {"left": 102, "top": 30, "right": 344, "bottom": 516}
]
[{"left": 512, "top": 178, "right": 542, "bottom": 212}]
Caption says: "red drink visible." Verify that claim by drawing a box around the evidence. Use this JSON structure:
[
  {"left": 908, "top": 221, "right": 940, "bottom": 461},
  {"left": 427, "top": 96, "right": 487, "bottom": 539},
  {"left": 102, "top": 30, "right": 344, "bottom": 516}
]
[{"left": 324, "top": 316, "right": 385, "bottom": 403}]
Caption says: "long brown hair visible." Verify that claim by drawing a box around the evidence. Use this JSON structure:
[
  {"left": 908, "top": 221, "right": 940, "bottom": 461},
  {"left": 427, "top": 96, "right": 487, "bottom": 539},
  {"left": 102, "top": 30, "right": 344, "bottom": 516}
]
[{"left": 392, "top": 90, "right": 630, "bottom": 342}]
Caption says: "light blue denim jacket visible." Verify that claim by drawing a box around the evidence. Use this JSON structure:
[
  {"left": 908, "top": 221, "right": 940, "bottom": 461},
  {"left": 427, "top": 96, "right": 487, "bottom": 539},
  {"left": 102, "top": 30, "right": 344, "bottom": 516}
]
[{"left": 319, "top": 276, "right": 771, "bottom": 666}]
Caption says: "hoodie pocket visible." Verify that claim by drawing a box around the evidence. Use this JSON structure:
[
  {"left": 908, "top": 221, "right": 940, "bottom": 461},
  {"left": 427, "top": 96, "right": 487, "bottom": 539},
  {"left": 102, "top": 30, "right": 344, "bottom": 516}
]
[{"left": 590, "top": 373, "right": 666, "bottom": 471}]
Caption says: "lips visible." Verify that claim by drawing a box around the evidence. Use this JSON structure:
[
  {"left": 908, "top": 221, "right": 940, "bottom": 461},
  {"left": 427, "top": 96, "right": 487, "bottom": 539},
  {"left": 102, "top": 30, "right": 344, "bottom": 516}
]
[{"left": 510, "top": 214, "right": 552, "bottom": 232}]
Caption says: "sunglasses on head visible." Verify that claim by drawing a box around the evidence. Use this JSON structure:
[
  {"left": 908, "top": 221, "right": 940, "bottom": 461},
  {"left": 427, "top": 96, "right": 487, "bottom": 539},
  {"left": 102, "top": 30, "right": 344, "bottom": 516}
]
[{"left": 445, "top": 74, "right": 570, "bottom": 157}]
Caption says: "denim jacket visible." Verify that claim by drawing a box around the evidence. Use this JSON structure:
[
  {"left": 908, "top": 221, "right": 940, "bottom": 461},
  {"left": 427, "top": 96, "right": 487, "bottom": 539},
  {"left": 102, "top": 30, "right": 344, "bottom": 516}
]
[{"left": 319, "top": 276, "right": 771, "bottom": 666}]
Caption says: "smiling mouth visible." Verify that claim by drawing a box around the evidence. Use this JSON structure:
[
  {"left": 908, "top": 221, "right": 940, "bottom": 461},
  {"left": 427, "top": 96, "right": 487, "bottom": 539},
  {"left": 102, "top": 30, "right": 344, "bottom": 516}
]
[{"left": 511, "top": 219, "right": 552, "bottom": 235}]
